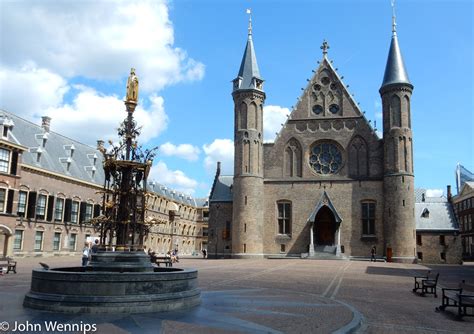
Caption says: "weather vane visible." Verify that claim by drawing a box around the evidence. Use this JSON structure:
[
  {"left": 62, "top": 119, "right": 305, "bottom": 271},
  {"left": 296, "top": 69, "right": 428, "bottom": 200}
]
[
  {"left": 246, "top": 8, "right": 252, "bottom": 36},
  {"left": 391, "top": 0, "right": 397, "bottom": 35}
]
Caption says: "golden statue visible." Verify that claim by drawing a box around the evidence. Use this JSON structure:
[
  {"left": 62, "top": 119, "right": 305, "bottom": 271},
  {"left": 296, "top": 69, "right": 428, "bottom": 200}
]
[{"left": 126, "top": 68, "right": 139, "bottom": 103}]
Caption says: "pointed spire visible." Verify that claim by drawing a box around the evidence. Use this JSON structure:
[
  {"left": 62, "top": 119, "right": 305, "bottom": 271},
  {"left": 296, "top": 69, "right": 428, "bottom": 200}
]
[
  {"left": 381, "top": 0, "right": 412, "bottom": 89},
  {"left": 233, "top": 9, "right": 263, "bottom": 92}
]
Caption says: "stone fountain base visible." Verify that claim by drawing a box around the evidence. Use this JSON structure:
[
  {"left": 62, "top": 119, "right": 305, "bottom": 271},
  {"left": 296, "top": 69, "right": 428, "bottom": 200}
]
[{"left": 23, "top": 252, "right": 200, "bottom": 313}]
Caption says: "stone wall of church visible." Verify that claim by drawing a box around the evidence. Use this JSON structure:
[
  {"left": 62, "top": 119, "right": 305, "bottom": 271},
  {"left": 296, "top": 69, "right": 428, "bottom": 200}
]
[
  {"left": 264, "top": 119, "right": 383, "bottom": 181},
  {"left": 207, "top": 202, "right": 233, "bottom": 259},
  {"left": 262, "top": 180, "right": 384, "bottom": 257}
]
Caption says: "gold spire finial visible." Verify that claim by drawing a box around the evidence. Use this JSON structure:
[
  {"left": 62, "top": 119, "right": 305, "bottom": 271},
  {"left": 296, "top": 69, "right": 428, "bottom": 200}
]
[
  {"left": 246, "top": 8, "right": 252, "bottom": 36},
  {"left": 321, "top": 39, "right": 330, "bottom": 56},
  {"left": 391, "top": 0, "right": 397, "bottom": 36},
  {"left": 126, "top": 68, "right": 139, "bottom": 103}
]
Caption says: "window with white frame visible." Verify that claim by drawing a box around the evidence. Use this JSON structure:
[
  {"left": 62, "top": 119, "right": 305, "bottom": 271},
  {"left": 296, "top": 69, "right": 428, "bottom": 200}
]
[
  {"left": 53, "top": 232, "right": 61, "bottom": 251},
  {"left": 71, "top": 201, "right": 79, "bottom": 223},
  {"left": 55, "top": 198, "right": 64, "bottom": 221},
  {"left": 14, "top": 230, "right": 23, "bottom": 250},
  {"left": 36, "top": 194, "right": 47, "bottom": 220},
  {"left": 69, "top": 233, "right": 77, "bottom": 250},
  {"left": 17, "top": 191, "right": 27, "bottom": 217},
  {"left": 84, "top": 203, "right": 93, "bottom": 222},
  {"left": 0, "top": 148, "right": 10, "bottom": 173},
  {"left": 0, "top": 188, "right": 6, "bottom": 213},
  {"left": 34, "top": 231, "right": 43, "bottom": 251}
]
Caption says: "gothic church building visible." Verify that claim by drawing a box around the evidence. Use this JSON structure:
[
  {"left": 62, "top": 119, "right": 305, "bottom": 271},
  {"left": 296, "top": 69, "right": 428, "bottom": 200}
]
[{"left": 208, "top": 18, "right": 416, "bottom": 262}]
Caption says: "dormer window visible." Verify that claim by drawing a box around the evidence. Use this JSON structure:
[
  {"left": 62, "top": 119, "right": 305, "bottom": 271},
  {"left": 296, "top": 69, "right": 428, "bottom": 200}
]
[
  {"left": 421, "top": 208, "right": 430, "bottom": 218},
  {"left": 64, "top": 144, "right": 75, "bottom": 158},
  {"left": 3, "top": 126, "right": 8, "bottom": 137}
]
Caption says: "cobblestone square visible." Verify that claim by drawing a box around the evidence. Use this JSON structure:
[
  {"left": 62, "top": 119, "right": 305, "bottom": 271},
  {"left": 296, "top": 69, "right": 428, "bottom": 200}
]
[{"left": 1, "top": 257, "right": 473, "bottom": 333}]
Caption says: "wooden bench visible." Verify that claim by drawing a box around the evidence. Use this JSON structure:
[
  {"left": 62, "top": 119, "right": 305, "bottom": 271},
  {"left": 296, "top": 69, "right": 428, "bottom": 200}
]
[
  {"left": 151, "top": 256, "right": 173, "bottom": 267},
  {"left": 413, "top": 271, "right": 439, "bottom": 297},
  {"left": 0, "top": 258, "right": 17, "bottom": 274},
  {"left": 437, "top": 280, "right": 474, "bottom": 319}
]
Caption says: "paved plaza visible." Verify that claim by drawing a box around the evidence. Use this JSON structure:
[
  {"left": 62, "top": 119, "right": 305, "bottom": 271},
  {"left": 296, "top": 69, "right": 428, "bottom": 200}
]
[{"left": 1, "top": 256, "right": 473, "bottom": 333}]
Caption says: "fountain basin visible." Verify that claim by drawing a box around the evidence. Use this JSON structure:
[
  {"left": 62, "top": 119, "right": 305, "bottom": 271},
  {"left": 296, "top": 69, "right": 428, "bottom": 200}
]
[{"left": 23, "top": 267, "right": 200, "bottom": 313}]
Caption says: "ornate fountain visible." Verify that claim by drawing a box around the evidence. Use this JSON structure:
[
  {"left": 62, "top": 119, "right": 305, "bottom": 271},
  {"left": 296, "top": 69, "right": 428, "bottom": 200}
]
[{"left": 23, "top": 69, "right": 200, "bottom": 313}]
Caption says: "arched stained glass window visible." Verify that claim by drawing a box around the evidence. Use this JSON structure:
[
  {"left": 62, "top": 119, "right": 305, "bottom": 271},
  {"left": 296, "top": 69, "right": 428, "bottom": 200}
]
[{"left": 309, "top": 142, "right": 343, "bottom": 175}]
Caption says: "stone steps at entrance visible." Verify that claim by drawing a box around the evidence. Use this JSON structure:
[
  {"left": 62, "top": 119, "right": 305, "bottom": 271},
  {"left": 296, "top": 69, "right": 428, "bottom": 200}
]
[
  {"left": 307, "top": 252, "right": 345, "bottom": 260},
  {"left": 314, "top": 245, "right": 337, "bottom": 254}
]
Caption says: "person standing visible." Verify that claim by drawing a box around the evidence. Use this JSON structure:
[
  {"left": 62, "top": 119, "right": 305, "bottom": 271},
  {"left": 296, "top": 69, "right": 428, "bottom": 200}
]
[
  {"left": 91, "top": 239, "right": 100, "bottom": 254},
  {"left": 371, "top": 245, "right": 377, "bottom": 262},
  {"left": 82, "top": 242, "right": 91, "bottom": 266}
]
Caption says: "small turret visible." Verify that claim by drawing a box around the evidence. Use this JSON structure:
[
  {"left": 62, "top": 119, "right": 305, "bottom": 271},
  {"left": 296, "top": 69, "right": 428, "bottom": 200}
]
[
  {"left": 381, "top": 1, "right": 416, "bottom": 263},
  {"left": 231, "top": 10, "right": 265, "bottom": 258}
]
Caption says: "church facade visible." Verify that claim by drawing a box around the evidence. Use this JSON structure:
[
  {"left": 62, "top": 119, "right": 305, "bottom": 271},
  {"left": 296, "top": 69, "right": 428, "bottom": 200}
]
[{"left": 208, "top": 19, "right": 416, "bottom": 262}]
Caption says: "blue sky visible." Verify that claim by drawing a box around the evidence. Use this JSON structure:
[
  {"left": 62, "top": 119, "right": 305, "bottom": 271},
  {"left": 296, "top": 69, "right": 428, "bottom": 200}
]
[{"left": 0, "top": 0, "right": 472, "bottom": 198}]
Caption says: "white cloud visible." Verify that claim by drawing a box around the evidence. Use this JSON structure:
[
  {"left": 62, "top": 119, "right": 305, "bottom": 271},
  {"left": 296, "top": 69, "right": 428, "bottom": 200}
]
[
  {"left": 202, "top": 139, "right": 234, "bottom": 175},
  {"left": 149, "top": 161, "right": 198, "bottom": 195},
  {"left": 426, "top": 189, "right": 444, "bottom": 197},
  {"left": 0, "top": 64, "right": 69, "bottom": 118},
  {"left": 263, "top": 105, "right": 290, "bottom": 143},
  {"left": 1, "top": 0, "right": 204, "bottom": 92},
  {"left": 46, "top": 86, "right": 168, "bottom": 145},
  {"left": 159, "top": 142, "right": 201, "bottom": 161}
]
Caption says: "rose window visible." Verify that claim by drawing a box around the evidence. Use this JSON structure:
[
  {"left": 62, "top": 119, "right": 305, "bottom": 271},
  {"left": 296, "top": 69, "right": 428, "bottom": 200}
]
[{"left": 309, "top": 142, "right": 343, "bottom": 174}]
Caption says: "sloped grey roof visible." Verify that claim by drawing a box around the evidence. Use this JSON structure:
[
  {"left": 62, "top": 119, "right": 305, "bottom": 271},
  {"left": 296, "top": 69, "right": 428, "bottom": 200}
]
[
  {"left": 195, "top": 198, "right": 209, "bottom": 208},
  {"left": 235, "top": 32, "right": 262, "bottom": 91},
  {"left": 415, "top": 188, "right": 458, "bottom": 231},
  {"left": 381, "top": 33, "right": 411, "bottom": 89},
  {"left": 147, "top": 181, "right": 198, "bottom": 206},
  {"left": 1, "top": 110, "right": 203, "bottom": 206},
  {"left": 415, "top": 189, "right": 447, "bottom": 203},
  {"left": 209, "top": 175, "right": 233, "bottom": 202},
  {"left": 415, "top": 202, "right": 458, "bottom": 231},
  {"left": 2, "top": 110, "right": 104, "bottom": 185}
]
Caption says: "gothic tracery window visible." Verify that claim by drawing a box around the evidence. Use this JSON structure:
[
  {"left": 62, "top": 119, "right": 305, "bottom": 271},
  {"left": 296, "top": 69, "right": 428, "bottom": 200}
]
[
  {"left": 285, "top": 138, "right": 302, "bottom": 177},
  {"left": 348, "top": 136, "right": 368, "bottom": 178},
  {"left": 309, "top": 141, "right": 343, "bottom": 175}
]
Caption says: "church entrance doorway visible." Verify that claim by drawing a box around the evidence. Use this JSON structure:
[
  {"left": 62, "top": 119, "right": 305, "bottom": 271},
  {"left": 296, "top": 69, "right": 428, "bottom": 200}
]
[{"left": 314, "top": 206, "right": 336, "bottom": 245}]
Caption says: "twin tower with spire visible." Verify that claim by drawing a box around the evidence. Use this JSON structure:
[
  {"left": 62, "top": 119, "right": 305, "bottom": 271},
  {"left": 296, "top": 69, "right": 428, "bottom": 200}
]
[{"left": 224, "top": 7, "right": 415, "bottom": 261}]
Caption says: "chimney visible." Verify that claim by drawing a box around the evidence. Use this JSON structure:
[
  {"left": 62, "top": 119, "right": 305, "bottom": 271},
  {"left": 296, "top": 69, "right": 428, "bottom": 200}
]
[
  {"left": 421, "top": 193, "right": 425, "bottom": 202},
  {"left": 447, "top": 185, "right": 452, "bottom": 202},
  {"left": 41, "top": 116, "right": 51, "bottom": 132},
  {"left": 217, "top": 161, "right": 221, "bottom": 175},
  {"left": 97, "top": 140, "right": 105, "bottom": 151}
]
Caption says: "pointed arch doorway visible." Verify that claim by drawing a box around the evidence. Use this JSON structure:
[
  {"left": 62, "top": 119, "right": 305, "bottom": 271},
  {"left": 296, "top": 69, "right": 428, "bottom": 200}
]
[
  {"left": 307, "top": 191, "right": 342, "bottom": 256},
  {"left": 314, "top": 206, "right": 336, "bottom": 245}
]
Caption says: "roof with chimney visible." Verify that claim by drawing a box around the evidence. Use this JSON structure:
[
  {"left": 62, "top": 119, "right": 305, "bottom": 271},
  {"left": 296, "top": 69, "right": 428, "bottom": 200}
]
[
  {"left": 0, "top": 109, "right": 205, "bottom": 207},
  {"left": 415, "top": 188, "right": 458, "bottom": 232},
  {"left": 209, "top": 175, "right": 233, "bottom": 203}
]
